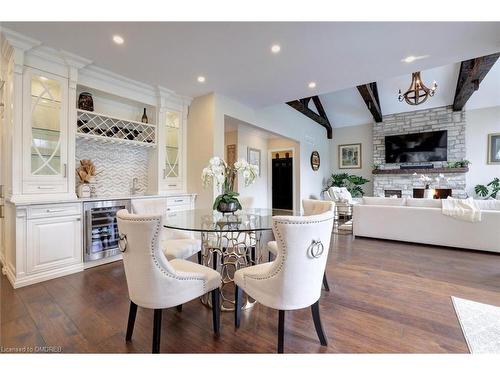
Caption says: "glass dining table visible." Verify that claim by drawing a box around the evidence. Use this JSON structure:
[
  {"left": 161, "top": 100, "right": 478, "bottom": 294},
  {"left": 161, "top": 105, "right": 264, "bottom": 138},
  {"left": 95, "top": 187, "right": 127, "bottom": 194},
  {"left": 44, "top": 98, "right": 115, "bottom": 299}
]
[{"left": 164, "top": 208, "right": 294, "bottom": 311}]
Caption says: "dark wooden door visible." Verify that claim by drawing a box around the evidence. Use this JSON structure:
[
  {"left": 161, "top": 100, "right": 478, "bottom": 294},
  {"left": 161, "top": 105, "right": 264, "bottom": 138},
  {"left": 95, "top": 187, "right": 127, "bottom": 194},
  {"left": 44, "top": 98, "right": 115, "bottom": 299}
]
[{"left": 272, "top": 157, "right": 293, "bottom": 210}]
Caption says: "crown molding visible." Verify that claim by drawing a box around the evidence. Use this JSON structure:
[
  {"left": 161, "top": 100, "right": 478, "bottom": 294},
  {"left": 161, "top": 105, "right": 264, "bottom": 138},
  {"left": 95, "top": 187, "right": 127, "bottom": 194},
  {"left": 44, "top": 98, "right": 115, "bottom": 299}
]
[
  {"left": 60, "top": 50, "right": 93, "bottom": 69},
  {"left": 79, "top": 65, "right": 157, "bottom": 106},
  {"left": 0, "top": 27, "right": 41, "bottom": 51}
]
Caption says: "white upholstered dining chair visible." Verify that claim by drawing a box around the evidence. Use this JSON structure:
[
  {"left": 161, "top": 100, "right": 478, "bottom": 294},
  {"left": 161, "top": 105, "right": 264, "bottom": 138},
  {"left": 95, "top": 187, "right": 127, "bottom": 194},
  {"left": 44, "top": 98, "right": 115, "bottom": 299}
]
[
  {"left": 234, "top": 208, "right": 334, "bottom": 353},
  {"left": 131, "top": 198, "right": 202, "bottom": 263},
  {"left": 116, "top": 210, "right": 221, "bottom": 353},
  {"left": 267, "top": 199, "right": 334, "bottom": 291}
]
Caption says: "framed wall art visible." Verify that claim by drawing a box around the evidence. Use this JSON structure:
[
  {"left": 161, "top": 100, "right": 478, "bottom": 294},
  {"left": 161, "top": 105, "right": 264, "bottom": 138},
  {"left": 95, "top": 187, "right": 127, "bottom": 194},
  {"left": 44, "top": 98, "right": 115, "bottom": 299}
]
[
  {"left": 488, "top": 133, "right": 500, "bottom": 164},
  {"left": 247, "top": 147, "right": 261, "bottom": 176},
  {"left": 338, "top": 143, "right": 362, "bottom": 169}
]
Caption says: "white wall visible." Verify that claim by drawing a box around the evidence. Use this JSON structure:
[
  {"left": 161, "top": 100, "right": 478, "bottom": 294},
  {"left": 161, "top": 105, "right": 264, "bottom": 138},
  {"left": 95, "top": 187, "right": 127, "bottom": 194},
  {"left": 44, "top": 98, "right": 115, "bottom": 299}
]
[
  {"left": 188, "top": 93, "right": 332, "bottom": 208},
  {"left": 253, "top": 102, "right": 332, "bottom": 202},
  {"left": 213, "top": 94, "right": 332, "bottom": 203},
  {"left": 236, "top": 127, "right": 269, "bottom": 208},
  {"left": 466, "top": 106, "right": 500, "bottom": 197},
  {"left": 330, "top": 123, "right": 374, "bottom": 196},
  {"left": 186, "top": 93, "right": 215, "bottom": 209}
]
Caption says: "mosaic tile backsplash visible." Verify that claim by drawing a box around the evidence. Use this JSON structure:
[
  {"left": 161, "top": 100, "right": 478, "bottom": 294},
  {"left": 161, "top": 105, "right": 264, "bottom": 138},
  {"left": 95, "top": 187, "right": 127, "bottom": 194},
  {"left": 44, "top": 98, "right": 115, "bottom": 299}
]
[{"left": 76, "top": 139, "right": 150, "bottom": 196}]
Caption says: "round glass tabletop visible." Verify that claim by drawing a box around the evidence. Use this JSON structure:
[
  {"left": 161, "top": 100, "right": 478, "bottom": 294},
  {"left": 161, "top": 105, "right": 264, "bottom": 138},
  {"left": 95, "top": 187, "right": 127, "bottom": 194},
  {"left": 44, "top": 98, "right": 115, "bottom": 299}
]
[{"left": 163, "top": 208, "right": 295, "bottom": 232}]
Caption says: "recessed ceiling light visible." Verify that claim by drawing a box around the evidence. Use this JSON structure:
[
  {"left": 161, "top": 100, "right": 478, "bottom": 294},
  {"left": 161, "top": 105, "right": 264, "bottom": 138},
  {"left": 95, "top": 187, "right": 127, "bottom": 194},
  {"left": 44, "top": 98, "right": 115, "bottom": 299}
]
[
  {"left": 112, "top": 35, "right": 124, "bottom": 45},
  {"left": 271, "top": 44, "right": 281, "bottom": 54},
  {"left": 197, "top": 76, "right": 206, "bottom": 83},
  {"left": 308, "top": 82, "right": 317, "bottom": 89},
  {"left": 401, "top": 55, "right": 429, "bottom": 63}
]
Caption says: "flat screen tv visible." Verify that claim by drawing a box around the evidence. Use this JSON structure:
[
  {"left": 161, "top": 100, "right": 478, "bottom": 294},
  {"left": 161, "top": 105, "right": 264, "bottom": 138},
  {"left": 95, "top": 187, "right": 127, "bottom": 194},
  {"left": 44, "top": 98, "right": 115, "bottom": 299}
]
[{"left": 385, "top": 130, "right": 448, "bottom": 163}]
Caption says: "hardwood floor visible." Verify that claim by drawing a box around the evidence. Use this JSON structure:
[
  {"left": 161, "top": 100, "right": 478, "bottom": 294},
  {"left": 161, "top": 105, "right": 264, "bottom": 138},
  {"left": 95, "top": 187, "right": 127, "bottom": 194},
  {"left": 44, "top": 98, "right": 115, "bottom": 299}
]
[{"left": 2, "top": 234, "right": 500, "bottom": 353}]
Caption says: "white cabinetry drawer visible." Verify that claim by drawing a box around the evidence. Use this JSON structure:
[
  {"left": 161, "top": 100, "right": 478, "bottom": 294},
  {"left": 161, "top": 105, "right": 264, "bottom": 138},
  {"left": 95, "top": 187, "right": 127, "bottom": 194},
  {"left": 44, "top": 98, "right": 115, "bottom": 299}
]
[
  {"left": 23, "top": 181, "right": 67, "bottom": 194},
  {"left": 166, "top": 204, "right": 191, "bottom": 212},
  {"left": 166, "top": 196, "right": 191, "bottom": 206},
  {"left": 164, "top": 182, "right": 181, "bottom": 190},
  {"left": 29, "top": 203, "right": 82, "bottom": 219}
]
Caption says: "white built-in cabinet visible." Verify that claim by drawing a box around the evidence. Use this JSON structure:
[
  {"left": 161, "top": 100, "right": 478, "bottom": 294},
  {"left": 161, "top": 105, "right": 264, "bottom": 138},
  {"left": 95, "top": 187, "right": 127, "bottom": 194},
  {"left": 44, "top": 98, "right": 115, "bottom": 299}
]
[
  {"left": 157, "top": 91, "right": 189, "bottom": 193},
  {"left": 9, "top": 203, "right": 83, "bottom": 288},
  {"left": 1, "top": 28, "right": 193, "bottom": 289},
  {"left": 22, "top": 67, "right": 69, "bottom": 194},
  {"left": 26, "top": 205, "right": 82, "bottom": 274}
]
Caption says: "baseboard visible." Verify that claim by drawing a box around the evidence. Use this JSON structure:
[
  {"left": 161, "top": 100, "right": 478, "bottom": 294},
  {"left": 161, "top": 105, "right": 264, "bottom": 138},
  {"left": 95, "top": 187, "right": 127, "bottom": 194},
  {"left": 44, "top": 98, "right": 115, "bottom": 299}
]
[
  {"left": 83, "top": 254, "right": 122, "bottom": 269},
  {"left": 9, "top": 263, "right": 84, "bottom": 289}
]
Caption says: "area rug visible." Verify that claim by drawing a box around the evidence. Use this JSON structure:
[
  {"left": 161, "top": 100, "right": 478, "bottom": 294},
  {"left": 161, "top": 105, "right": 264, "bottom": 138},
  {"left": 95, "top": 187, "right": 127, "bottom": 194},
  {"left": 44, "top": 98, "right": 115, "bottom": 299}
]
[{"left": 452, "top": 296, "right": 500, "bottom": 353}]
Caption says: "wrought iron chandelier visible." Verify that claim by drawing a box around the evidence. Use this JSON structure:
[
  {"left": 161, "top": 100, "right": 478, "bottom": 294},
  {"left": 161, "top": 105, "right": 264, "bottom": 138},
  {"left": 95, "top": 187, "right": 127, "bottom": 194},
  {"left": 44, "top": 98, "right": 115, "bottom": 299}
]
[{"left": 398, "top": 72, "right": 437, "bottom": 105}]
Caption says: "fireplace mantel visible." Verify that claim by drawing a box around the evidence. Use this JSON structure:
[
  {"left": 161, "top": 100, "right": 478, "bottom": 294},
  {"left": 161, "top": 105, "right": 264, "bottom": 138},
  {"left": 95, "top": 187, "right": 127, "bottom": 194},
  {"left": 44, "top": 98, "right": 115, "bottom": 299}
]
[{"left": 372, "top": 167, "right": 469, "bottom": 175}]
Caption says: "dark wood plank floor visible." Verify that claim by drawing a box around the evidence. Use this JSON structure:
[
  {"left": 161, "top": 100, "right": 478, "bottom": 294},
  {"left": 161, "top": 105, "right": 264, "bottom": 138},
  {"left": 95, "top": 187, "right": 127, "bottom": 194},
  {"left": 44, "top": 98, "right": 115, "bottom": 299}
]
[{"left": 2, "top": 234, "right": 500, "bottom": 353}]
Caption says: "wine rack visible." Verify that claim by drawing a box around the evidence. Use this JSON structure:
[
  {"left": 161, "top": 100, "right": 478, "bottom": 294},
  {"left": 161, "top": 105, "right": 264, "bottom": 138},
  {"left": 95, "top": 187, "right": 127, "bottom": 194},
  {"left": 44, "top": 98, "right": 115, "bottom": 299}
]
[{"left": 76, "top": 109, "right": 156, "bottom": 147}]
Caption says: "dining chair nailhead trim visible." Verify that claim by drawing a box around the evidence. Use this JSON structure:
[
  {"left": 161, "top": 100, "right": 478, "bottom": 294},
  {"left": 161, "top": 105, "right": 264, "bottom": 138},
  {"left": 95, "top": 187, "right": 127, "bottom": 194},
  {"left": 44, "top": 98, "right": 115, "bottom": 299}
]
[{"left": 119, "top": 216, "right": 208, "bottom": 291}]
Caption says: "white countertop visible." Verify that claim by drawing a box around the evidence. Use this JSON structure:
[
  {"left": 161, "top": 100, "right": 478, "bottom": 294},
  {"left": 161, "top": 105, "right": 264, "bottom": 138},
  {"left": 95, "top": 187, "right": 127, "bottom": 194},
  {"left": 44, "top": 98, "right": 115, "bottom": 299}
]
[{"left": 9, "top": 193, "right": 196, "bottom": 206}]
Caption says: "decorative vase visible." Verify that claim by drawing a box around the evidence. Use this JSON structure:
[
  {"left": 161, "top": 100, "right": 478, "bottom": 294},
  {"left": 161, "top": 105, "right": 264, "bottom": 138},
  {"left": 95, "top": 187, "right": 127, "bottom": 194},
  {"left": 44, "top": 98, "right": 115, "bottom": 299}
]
[
  {"left": 423, "top": 184, "right": 434, "bottom": 199},
  {"left": 77, "top": 183, "right": 91, "bottom": 198},
  {"left": 141, "top": 108, "right": 148, "bottom": 124},
  {"left": 78, "top": 92, "right": 94, "bottom": 111},
  {"left": 216, "top": 201, "right": 238, "bottom": 214}
]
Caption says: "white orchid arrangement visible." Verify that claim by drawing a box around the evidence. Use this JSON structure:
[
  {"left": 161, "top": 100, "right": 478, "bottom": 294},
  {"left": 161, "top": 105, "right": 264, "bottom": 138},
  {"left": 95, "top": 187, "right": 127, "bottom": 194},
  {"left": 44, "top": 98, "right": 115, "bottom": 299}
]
[
  {"left": 413, "top": 173, "right": 450, "bottom": 189},
  {"left": 418, "top": 174, "right": 433, "bottom": 185},
  {"left": 201, "top": 156, "right": 259, "bottom": 210}
]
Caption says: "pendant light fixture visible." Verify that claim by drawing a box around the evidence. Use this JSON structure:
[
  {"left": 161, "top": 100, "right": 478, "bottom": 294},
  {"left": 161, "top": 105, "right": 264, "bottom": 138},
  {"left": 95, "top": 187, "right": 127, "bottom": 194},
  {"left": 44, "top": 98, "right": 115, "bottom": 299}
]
[{"left": 398, "top": 72, "right": 437, "bottom": 105}]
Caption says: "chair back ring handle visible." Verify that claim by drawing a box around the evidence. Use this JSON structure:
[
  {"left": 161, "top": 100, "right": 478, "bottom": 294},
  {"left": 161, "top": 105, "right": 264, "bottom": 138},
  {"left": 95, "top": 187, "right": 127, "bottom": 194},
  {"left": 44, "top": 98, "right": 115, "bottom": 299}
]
[
  {"left": 308, "top": 239, "right": 324, "bottom": 259},
  {"left": 118, "top": 233, "right": 128, "bottom": 253}
]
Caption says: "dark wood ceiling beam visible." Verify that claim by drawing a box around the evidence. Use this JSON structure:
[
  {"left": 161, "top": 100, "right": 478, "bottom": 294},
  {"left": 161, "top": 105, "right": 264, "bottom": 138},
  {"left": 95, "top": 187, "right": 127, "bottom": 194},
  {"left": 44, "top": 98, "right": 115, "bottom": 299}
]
[
  {"left": 453, "top": 52, "right": 500, "bottom": 111},
  {"left": 357, "top": 82, "right": 383, "bottom": 122},
  {"left": 286, "top": 95, "right": 332, "bottom": 139}
]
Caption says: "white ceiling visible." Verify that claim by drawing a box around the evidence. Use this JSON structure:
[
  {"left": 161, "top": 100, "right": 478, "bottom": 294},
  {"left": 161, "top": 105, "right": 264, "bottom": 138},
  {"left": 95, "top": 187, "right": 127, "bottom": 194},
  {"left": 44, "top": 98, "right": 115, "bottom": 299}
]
[
  {"left": 3, "top": 22, "right": 500, "bottom": 108},
  {"left": 318, "top": 87, "right": 374, "bottom": 128}
]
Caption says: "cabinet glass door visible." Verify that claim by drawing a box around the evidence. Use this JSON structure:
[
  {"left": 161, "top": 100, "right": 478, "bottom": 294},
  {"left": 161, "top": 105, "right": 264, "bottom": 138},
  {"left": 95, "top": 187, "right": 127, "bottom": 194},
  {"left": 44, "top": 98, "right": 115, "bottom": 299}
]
[
  {"left": 30, "top": 75, "right": 63, "bottom": 176},
  {"left": 164, "top": 110, "right": 180, "bottom": 178}
]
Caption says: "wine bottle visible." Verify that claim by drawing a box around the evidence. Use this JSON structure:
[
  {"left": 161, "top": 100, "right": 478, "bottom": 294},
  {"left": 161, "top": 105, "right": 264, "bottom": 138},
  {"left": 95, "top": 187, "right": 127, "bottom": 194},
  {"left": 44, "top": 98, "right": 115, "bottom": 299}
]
[{"left": 141, "top": 108, "right": 148, "bottom": 124}]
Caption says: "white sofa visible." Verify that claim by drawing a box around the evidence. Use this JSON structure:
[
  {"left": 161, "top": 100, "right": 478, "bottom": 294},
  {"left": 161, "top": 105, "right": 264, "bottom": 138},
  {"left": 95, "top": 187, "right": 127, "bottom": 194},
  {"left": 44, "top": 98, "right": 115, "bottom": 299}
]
[{"left": 353, "top": 197, "right": 500, "bottom": 253}]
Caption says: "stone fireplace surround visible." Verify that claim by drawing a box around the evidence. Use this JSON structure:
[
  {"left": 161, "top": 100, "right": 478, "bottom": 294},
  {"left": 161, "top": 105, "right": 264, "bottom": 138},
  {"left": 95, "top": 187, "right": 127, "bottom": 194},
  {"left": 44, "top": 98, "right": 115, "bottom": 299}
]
[{"left": 372, "top": 105, "right": 467, "bottom": 198}]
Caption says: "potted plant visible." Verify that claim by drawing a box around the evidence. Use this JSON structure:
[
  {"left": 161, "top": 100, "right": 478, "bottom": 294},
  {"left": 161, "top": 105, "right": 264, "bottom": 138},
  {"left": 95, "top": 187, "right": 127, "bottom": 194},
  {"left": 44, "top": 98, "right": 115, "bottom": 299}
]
[
  {"left": 447, "top": 160, "right": 471, "bottom": 168},
  {"left": 475, "top": 178, "right": 500, "bottom": 199},
  {"left": 322, "top": 173, "right": 370, "bottom": 198},
  {"left": 202, "top": 157, "right": 259, "bottom": 213}
]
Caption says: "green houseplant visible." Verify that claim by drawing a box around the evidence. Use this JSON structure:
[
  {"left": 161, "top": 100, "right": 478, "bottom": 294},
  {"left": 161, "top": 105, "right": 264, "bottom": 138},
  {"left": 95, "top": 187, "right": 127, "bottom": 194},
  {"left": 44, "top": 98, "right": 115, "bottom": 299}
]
[
  {"left": 447, "top": 159, "right": 471, "bottom": 168},
  {"left": 323, "top": 173, "right": 370, "bottom": 198},
  {"left": 475, "top": 178, "right": 500, "bottom": 199},
  {"left": 202, "top": 157, "right": 259, "bottom": 213}
]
